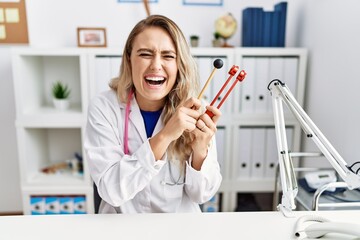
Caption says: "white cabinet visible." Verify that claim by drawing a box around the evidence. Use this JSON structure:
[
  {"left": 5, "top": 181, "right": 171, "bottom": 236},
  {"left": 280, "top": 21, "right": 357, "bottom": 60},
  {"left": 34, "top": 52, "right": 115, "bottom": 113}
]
[
  {"left": 12, "top": 47, "right": 307, "bottom": 214},
  {"left": 12, "top": 48, "right": 93, "bottom": 215}
]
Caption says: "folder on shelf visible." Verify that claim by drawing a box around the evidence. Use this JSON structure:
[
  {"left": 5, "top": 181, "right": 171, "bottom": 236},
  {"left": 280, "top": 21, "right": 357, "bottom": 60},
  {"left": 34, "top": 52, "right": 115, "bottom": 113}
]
[
  {"left": 268, "top": 57, "right": 284, "bottom": 111},
  {"left": 60, "top": 196, "right": 74, "bottom": 214},
  {"left": 215, "top": 127, "right": 226, "bottom": 176},
  {"left": 74, "top": 196, "right": 86, "bottom": 214},
  {"left": 196, "top": 57, "right": 213, "bottom": 102},
  {"left": 274, "top": 2, "right": 287, "bottom": 47},
  {"left": 250, "top": 128, "right": 266, "bottom": 179},
  {"left": 30, "top": 196, "right": 45, "bottom": 215},
  {"left": 264, "top": 127, "right": 278, "bottom": 178},
  {"left": 264, "top": 127, "right": 294, "bottom": 178},
  {"left": 202, "top": 193, "right": 220, "bottom": 212},
  {"left": 254, "top": 57, "right": 270, "bottom": 113},
  {"left": 45, "top": 196, "right": 60, "bottom": 214},
  {"left": 94, "top": 57, "right": 111, "bottom": 96},
  {"left": 211, "top": 57, "right": 229, "bottom": 114},
  {"left": 240, "top": 57, "right": 256, "bottom": 113},
  {"left": 236, "top": 127, "right": 252, "bottom": 179},
  {"left": 283, "top": 57, "right": 299, "bottom": 99},
  {"left": 109, "top": 57, "right": 122, "bottom": 79}
]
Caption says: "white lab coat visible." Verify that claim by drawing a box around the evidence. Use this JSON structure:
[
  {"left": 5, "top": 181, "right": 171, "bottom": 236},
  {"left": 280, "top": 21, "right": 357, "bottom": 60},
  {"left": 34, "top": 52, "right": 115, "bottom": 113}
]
[{"left": 85, "top": 90, "right": 222, "bottom": 213}]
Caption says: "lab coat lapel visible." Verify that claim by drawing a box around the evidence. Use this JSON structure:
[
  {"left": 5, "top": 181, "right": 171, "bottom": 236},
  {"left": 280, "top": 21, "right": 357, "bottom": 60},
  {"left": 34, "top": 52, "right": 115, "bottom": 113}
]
[
  {"left": 152, "top": 111, "right": 164, "bottom": 136},
  {"left": 128, "top": 97, "right": 147, "bottom": 142}
]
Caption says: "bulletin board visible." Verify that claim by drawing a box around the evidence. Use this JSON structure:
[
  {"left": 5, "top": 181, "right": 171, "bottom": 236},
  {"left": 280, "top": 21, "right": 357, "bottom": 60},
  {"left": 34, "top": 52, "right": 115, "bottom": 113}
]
[{"left": 0, "top": 0, "right": 28, "bottom": 44}]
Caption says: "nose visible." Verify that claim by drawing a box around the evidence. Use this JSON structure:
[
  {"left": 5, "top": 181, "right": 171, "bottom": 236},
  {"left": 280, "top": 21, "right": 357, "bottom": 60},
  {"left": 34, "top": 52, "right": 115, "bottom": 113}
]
[{"left": 150, "top": 55, "right": 162, "bottom": 71}]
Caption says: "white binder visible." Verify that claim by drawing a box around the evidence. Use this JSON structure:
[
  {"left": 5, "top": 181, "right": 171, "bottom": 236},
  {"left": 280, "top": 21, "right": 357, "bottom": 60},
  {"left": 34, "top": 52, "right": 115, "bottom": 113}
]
[
  {"left": 240, "top": 57, "right": 256, "bottom": 113},
  {"left": 110, "top": 57, "right": 122, "bottom": 80},
  {"left": 211, "top": 57, "right": 229, "bottom": 114},
  {"left": 215, "top": 126, "right": 226, "bottom": 176},
  {"left": 254, "top": 57, "right": 270, "bottom": 113},
  {"left": 269, "top": 57, "right": 284, "bottom": 111},
  {"left": 283, "top": 57, "right": 298, "bottom": 98},
  {"left": 264, "top": 127, "right": 278, "bottom": 178},
  {"left": 196, "top": 57, "right": 213, "bottom": 102},
  {"left": 94, "top": 57, "right": 111, "bottom": 95},
  {"left": 250, "top": 128, "right": 266, "bottom": 179},
  {"left": 264, "top": 127, "right": 294, "bottom": 178},
  {"left": 237, "top": 127, "right": 252, "bottom": 179}
]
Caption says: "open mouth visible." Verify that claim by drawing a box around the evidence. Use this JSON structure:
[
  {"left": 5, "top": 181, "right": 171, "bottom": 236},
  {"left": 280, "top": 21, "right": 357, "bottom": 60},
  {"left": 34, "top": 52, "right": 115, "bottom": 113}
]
[{"left": 145, "top": 76, "right": 166, "bottom": 86}]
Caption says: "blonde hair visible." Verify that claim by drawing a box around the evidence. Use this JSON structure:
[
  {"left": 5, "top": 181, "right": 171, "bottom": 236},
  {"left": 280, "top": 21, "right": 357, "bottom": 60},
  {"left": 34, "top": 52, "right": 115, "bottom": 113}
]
[{"left": 109, "top": 15, "right": 199, "bottom": 162}]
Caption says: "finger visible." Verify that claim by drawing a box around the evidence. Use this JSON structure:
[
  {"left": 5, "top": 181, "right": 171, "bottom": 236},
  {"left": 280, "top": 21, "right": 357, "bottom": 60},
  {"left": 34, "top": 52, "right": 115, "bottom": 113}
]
[
  {"left": 196, "top": 119, "right": 206, "bottom": 131},
  {"left": 183, "top": 97, "right": 202, "bottom": 110},
  {"left": 179, "top": 106, "right": 201, "bottom": 120},
  {"left": 205, "top": 105, "right": 222, "bottom": 124}
]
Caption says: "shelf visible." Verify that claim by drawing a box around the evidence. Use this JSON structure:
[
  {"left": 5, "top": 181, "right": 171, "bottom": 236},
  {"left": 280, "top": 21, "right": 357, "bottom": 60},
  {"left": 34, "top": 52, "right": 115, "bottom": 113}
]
[
  {"left": 16, "top": 105, "right": 84, "bottom": 127},
  {"left": 12, "top": 53, "right": 86, "bottom": 119},
  {"left": 25, "top": 172, "right": 85, "bottom": 186},
  {"left": 17, "top": 128, "right": 86, "bottom": 185}
]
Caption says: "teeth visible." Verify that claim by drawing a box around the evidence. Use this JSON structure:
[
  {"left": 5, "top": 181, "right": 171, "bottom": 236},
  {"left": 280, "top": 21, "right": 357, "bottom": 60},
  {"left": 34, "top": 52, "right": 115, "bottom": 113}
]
[{"left": 145, "top": 77, "right": 165, "bottom": 81}]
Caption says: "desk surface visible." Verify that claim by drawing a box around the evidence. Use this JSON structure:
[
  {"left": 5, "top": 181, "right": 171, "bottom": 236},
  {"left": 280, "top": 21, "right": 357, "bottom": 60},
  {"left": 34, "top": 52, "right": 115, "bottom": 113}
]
[{"left": 1, "top": 210, "right": 360, "bottom": 240}]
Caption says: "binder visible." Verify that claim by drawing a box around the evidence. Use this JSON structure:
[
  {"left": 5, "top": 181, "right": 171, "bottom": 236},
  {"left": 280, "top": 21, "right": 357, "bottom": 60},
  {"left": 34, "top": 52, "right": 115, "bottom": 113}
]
[
  {"left": 254, "top": 57, "right": 270, "bottom": 113},
  {"left": 268, "top": 57, "right": 284, "bottom": 111},
  {"left": 250, "top": 128, "right": 266, "bottom": 179},
  {"left": 252, "top": 8, "right": 264, "bottom": 47},
  {"left": 262, "top": 11, "right": 272, "bottom": 47},
  {"left": 237, "top": 127, "right": 252, "bottom": 179},
  {"left": 94, "top": 57, "right": 111, "bottom": 95},
  {"left": 74, "top": 196, "right": 86, "bottom": 214},
  {"left": 30, "top": 196, "right": 45, "bottom": 215},
  {"left": 240, "top": 57, "right": 256, "bottom": 113},
  {"left": 211, "top": 57, "right": 229, "bottom": 114},
  {"left": 283, "top": 57, "right": 298, "bottom": 98},
  {"left": 274, "top": 2, "right": 287, "bottom": 47},
  {"left": 202, "top": 193, "right": 220, "bottom": 212},
  {"left": 110, "top": 56, "right": 122, "bottom": 79},
  {"left": 196, "top": 57, "right": 213, "bottom": 102},
  {"left": 264, "top": 127, "right": 278, "bottom": 178},
  {"left": 242, "top": 8, "right": 253, "bottom": 46},
  {"left": 264, "top": 127, "right": 294, "bottom": 178},
  {"left": 60, "top": 196, "right": 74, "bottom": 214},
  {"left": 270, "top": 11, "right": 281, "bottom": 47},
  {"left": 215, "top": 126, "right": 226, "bottom": 176},
  {"left": 45, "top": 196, "right": 60, "bottom": 214}
]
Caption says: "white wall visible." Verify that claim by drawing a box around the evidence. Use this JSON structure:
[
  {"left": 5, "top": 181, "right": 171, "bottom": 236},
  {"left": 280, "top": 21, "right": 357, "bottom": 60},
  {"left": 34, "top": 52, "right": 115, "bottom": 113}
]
[
  {"left": 1, "top": 0, "right": 359, "bottom": 212},
  {"left": 299, "top": 0, "right": 360, "bottom": 168}
]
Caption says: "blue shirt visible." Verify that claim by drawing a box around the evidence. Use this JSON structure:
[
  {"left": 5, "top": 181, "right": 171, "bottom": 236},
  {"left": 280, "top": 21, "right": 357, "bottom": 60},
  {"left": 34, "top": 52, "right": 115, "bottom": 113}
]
[{"left": 140, "top": 109, "right": 162, "bottom": 138}]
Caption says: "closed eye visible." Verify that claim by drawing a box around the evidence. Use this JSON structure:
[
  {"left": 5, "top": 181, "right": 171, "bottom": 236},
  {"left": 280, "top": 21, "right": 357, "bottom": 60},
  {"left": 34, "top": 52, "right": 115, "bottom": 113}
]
[{"left": 163, "top": 54, "right": 176, "bottom": 59}]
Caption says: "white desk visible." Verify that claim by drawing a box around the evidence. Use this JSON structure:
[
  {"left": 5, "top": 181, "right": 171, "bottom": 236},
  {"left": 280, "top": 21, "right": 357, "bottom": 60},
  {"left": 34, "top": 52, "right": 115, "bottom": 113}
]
[{"left": 0, "top": 211, "right": 359, "bottom": 239}]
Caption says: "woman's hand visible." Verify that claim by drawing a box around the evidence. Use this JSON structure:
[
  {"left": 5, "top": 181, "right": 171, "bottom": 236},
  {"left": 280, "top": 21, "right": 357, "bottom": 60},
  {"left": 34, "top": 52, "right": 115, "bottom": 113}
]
[
  {"left": 150, "top": 97, "right": 201, "bottom": 159},
  {"left": 162, "top": 97, "right": 202, "bottom": 141},
  {"left": 191, "top": 105, "right": 222, "bottom": 170}
]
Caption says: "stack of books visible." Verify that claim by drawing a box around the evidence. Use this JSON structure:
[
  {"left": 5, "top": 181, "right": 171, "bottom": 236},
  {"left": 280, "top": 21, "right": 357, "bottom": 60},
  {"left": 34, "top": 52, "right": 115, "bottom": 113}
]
[{"left": 242, "top": 2, "right": 287, "bottom": 47}]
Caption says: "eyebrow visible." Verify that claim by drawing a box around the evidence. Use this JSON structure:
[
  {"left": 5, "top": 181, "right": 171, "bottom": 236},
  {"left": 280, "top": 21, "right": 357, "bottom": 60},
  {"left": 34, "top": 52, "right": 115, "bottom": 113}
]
[{"left": 136, "top": 48, "right": 176, "bottom": 55}]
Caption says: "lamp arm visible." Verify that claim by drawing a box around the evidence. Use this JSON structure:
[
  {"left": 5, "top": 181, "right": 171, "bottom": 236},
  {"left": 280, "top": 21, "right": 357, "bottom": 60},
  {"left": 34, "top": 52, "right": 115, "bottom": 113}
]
[{"left": 268, "top": 79, "right": 360, "bottom": 214}]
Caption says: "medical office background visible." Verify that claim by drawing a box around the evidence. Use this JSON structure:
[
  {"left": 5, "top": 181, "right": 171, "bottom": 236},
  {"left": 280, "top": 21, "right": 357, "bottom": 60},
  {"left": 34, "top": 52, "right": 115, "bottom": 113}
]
[{"left": 0, "top": 0, "right": 359, "bottom": 214}]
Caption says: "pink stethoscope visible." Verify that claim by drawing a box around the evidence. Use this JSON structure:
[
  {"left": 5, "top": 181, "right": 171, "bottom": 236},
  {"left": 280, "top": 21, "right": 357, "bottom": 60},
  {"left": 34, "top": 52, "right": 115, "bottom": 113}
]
[
  {"left": 123, "top": 90, "right": 184, "bottom": 185},
  {"left": 123, "top": 90, "right": 133, "bottom": 155}
]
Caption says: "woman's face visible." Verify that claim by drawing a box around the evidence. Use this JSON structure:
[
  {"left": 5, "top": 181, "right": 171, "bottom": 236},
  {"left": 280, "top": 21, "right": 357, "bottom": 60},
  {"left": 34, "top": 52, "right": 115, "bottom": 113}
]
[{"left": 130, "top": 26, "right": 178, "bottom": 111}]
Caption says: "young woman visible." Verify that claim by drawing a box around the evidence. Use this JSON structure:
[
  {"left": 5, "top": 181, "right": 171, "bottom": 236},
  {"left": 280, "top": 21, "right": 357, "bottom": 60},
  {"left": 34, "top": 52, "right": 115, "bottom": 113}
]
[{"left": 85, "top": 15, "right": 222, "bottom": 213}]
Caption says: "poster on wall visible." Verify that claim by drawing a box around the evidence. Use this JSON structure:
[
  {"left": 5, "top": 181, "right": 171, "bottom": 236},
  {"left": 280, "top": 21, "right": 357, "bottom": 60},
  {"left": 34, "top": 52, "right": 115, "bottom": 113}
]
[{"left": 0, "top": 0, "right": 29, "bottom": 44}]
